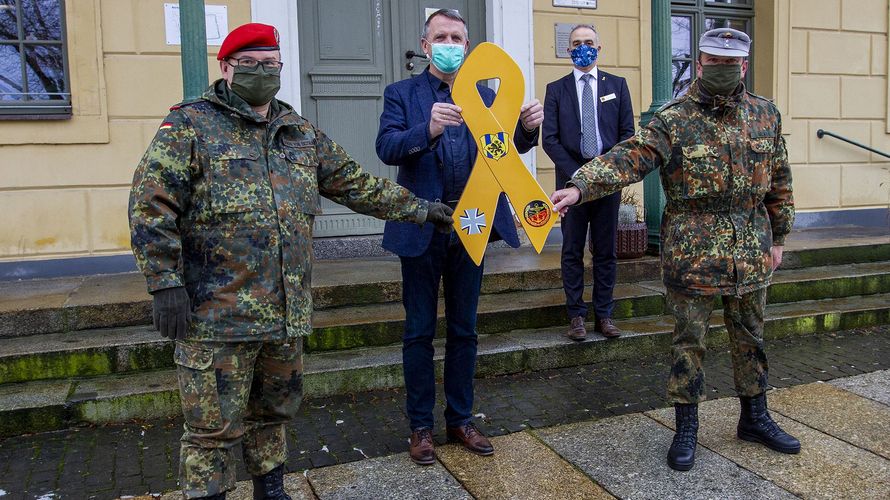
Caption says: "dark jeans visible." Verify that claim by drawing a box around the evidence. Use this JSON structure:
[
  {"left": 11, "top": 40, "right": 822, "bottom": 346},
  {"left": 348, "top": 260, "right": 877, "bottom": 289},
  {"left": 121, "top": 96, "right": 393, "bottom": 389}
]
[
  {"left": 399, "top": 231, "right": 483, "bottom": 430},
  {"left": 560, "top": 191, "right": 620, "bottom": 320}
]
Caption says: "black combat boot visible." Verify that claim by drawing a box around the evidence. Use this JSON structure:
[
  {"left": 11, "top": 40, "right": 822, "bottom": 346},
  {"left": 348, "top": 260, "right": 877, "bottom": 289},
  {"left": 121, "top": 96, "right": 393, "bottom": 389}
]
[
  {"left": 737, "top": 393, "right": 801, "bottom": 454},
  {"left": 199, "top": 494, "right": 225, "bottom": 500},
  {"left": 252, "top": 464, "right": 292, "bottom": 500},
  {"left": 667, "top": 403, "right": 698, "bottom": 471}
]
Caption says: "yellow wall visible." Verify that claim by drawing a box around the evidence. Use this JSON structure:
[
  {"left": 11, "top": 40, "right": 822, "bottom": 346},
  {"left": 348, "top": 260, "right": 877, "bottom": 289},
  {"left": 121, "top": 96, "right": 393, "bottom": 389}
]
[
  {"left": 0, "top": 0, "right": 251, "bottom": 261},
  {"left": 531, "top": 0, "right": 649, "bottom": 207},
  {"left": 786, "top": 0, "right": 890, "bottom": 210}
]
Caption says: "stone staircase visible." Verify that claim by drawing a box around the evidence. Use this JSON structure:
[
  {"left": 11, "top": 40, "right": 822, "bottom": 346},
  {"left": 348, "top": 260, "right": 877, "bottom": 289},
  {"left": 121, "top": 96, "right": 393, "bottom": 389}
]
[{"left": 0, "top": 227, "right": 888, "bottom": 437}]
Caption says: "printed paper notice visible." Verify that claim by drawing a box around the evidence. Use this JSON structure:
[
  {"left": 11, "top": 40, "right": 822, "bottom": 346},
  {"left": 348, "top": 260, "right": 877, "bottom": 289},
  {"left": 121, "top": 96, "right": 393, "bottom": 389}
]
[
  {"left": 553, "top": 0, "right": 597, "bottom": 8},
  {"left": 165, "top": 3, "right": 228, "bottom": 46}
]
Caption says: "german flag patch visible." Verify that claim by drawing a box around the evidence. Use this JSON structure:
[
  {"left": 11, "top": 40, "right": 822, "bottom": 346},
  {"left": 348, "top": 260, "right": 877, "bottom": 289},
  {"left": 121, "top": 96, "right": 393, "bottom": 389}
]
[{"left": 159, "top": 122, "right": 174, "bottom": 130}]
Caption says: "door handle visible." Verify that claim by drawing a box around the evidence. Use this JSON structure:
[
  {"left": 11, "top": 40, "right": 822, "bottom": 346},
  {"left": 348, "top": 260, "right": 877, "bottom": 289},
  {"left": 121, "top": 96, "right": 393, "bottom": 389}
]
[{"left": 405, "top": 50, "right": 427, "bottom": 71}]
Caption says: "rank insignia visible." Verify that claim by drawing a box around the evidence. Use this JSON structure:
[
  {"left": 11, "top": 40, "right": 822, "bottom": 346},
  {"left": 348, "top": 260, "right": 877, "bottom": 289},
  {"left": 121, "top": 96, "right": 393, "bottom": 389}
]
[
  {"left": 523, "top": 200, "right": 551, "bottom": 228},
  {"left": 459, "top": 208, "right": 487, "bottom": 235},
  {"left": 481, "top": 132, "right": 509, "bottom": 160}
]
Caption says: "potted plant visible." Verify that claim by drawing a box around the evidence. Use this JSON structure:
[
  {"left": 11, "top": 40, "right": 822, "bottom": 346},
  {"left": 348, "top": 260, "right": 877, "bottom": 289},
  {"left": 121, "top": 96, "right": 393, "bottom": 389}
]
[{"left": 614, "top": 190, "right": 647, "bottom": 259}]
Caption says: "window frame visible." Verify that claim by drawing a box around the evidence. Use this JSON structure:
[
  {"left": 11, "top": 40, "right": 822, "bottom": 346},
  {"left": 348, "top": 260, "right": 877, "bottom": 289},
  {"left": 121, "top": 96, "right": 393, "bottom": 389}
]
[
  {"left": 670, "top": 0, "right": 755, "bottom": 98},
  {"left": 0, "top": 0, "right": 72, "bottom": 119}
]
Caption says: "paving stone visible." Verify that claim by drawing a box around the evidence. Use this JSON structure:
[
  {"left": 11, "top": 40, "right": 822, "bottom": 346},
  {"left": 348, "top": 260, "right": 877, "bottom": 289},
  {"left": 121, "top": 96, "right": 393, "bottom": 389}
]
[
  {"left": 436, "top": 431, "right": 614, "bottom": 499},
  {"left": 534, "top": 413, "right": 795, "bottom": 500},
  {"left": 768, "top": 382, "right": 890, "bottom": 459},
  {"left": 647, "top": 397, "right": 890, "bottom": 499},
  {"left": 157, "top": 473, "right": 316, "bottom": 500},
  {"left": 830, "top": 369, "right": 890, "bottom": 406},
  {"left": 307, "top": 453, "right": 469, "bottom": 499}
]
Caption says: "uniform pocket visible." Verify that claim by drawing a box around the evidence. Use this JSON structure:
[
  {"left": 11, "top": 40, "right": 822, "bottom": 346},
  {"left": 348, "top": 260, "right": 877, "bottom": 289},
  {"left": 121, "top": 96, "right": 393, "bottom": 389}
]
[
  {"left": 174, "top": 341, "right": 222, "bottom": 429},
  {"left": 283, "top": 146, "right": 321, "bottom": 215},
  {"left": 207, "top": 143, "right": 272, "bottom": 214},
  {"left": 748, "top": 136, "right": 774, "bottom": 195},
  {"left": 680, "top": 144, "right": 727, "bottom": 199}
]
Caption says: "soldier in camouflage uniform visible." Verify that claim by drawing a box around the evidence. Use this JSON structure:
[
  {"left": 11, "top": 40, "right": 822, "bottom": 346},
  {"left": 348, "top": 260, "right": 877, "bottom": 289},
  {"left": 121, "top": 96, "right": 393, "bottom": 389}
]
[
  {"left": 551, "top": 28, "right": 801, "bottom": 471},
  {"left": 129, "top": 24, "right": 454, "bottom": 499}
]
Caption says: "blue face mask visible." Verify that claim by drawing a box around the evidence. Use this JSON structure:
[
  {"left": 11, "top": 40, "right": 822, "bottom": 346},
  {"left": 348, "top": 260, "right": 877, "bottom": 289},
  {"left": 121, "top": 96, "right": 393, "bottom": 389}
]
[
  {"left": 570, "top": 44, "right": 598, "bottom": 68},
  {"left": 430, "top": 43, "right": 465, "bottom": 74}
]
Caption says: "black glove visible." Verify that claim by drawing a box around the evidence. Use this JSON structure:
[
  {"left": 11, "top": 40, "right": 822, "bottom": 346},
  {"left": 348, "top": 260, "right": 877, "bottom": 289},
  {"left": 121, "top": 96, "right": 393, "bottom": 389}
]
[
  {"left": 425, "top": 202, "right": 454, "bottom": 234},
  {"left": 151, "top": 286, "right": 191, "bottom": 340}
]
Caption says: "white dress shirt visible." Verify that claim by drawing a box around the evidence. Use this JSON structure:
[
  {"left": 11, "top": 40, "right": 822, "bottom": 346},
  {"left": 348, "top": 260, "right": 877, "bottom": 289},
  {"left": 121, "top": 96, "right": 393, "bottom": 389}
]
[{"left": 573, "top": 66, "right": 603, "bottom": 157}]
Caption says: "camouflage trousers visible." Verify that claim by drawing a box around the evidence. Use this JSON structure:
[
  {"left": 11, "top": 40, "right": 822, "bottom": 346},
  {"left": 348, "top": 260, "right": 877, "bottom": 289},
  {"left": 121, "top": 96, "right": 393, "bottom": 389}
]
[
  {"left": 174, "top": 339, "right": 303, "bottom": 498},
  {"left": 666, "top": 288, "right": 769, "bottom": 404}
]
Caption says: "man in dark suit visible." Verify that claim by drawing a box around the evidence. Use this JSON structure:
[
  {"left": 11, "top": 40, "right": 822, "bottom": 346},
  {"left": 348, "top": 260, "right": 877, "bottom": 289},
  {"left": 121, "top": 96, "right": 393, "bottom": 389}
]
[
  {"left": 543, "top": 24, "right": 635, "bottom": 341},
  {"left": 376, "top": 8, "right": 543, "bottom": 465}
]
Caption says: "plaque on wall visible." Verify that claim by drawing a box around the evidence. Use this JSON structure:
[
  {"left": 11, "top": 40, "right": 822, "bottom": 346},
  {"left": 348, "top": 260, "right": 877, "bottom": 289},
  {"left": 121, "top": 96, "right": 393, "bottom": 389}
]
[
  {"left": 553, "top": 0, "right": 597, "bottom": 8},
  {"left": 554, "top": 23, "right": 574, "bottom": 59}
]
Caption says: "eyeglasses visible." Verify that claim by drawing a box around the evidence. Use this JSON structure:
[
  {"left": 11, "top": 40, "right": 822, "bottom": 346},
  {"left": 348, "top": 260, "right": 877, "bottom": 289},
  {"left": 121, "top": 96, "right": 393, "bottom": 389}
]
[{"left": 226, "top": 58, "right": 284, "bottom": 71}]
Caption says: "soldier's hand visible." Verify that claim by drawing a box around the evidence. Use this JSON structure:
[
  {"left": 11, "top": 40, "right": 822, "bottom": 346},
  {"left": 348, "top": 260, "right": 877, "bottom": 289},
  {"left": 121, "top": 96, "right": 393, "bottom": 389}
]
[
  {"left": 770, "top": 245, "right": 784, "bottom": 271},
  {"left": 429, "top": 103, "right": 463, "bottom": 139},
  {"left": 151, "top": 286, "right": 191, "bottom": 341},
  {"left": 550, "top": 187, "right": 581, "bottom": 216},
  {"left": 425, "top": 202, "right": 455, "bottom": 234}
]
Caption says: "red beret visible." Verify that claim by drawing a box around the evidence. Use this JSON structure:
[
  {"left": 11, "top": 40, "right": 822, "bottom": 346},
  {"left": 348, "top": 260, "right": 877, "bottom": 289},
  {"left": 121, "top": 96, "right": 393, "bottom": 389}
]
[{"left": 217, "top": 23, "right": 280, "bottom": 60}]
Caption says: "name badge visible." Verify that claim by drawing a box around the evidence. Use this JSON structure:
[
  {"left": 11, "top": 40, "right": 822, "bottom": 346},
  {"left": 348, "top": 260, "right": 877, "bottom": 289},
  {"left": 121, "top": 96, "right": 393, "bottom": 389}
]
[{"left": 600, "top": 93, "right": 616, "bottom": 103}]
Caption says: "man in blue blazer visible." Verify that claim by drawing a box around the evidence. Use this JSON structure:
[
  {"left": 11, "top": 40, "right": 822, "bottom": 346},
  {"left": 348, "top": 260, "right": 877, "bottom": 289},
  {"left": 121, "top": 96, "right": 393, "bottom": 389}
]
[
  {"left": 543, "top": 24, "right": 635, "bottom": 341},
  {"left": 376, "top": 8, "right": 543, "bottom": 465}
]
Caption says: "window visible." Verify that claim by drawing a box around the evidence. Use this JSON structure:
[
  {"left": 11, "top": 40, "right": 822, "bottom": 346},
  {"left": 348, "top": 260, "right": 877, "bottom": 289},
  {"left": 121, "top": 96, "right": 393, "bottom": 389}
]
[
  {"left": 670, "top": 0, "right": 754, "bottom": 98},
  {"left": 0, "top": 0, "right": 70, "bottom": 118}
]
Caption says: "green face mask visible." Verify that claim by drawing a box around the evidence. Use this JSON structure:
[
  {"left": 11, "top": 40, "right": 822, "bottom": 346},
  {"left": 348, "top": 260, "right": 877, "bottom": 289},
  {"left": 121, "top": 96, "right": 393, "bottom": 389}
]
[
  {"left": 700, "top": 63, "right": 742, "bottom": 96},
  {"left": 231, "top": 65, "right": 281, "bottom": 106}
]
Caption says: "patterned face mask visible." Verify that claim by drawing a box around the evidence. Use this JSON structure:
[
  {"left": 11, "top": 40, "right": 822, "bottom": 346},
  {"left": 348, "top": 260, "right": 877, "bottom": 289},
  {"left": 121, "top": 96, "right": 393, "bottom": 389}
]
[{"left": 570, "top": 44, "right": 598, "bottom": 68}]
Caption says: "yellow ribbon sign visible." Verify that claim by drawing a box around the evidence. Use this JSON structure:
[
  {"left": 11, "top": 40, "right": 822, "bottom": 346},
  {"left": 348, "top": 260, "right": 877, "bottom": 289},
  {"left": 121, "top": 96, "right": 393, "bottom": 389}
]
[{"left": 451, "top": 42, "right": 556, "bottom": 266}]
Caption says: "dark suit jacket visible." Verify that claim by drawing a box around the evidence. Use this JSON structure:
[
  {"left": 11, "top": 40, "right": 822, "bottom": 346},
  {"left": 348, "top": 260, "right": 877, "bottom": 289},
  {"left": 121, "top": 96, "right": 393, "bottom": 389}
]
[
  {"left": 376, "top": 68, "right": 538, "bottom": 257},
  {"left": 543, "top": 69, "right": 635, "bottom": 189}
]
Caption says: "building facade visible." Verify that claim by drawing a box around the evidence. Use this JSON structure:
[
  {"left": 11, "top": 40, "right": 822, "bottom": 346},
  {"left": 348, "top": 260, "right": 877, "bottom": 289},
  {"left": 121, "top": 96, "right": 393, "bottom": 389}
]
[{"left": 1, "top": 0, "right": 888, "bottom": 277}]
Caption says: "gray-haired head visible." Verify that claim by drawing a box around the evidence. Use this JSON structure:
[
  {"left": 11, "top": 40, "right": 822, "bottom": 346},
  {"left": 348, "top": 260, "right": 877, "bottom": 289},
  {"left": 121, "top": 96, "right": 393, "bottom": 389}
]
[
  {"left": 421, "top": 8, "right": 468, "bottom": 39},
  {"left": 569, "top": 24, "right": 598, "bottom": 40}
]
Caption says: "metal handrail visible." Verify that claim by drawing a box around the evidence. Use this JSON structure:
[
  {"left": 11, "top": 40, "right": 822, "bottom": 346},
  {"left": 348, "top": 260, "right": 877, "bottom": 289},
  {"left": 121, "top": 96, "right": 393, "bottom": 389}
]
[{"left": 816, "top": 129, "right": 890, "bottom": 160}]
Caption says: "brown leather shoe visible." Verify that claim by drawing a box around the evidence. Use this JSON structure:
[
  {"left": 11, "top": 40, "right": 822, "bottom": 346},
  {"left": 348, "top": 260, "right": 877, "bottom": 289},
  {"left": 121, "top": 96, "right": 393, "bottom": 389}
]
[
  {"left": 564, "top": 316, "right": 587, "bottom": 341},
  {"left": 409, "top": 428, "right": 435, "bottom": 465},
  {"left": 446, "top": 422, "right": 494, "bottom": 456},
  {"left": 595, "top": 318, "right": 622, "bottom": 338}
]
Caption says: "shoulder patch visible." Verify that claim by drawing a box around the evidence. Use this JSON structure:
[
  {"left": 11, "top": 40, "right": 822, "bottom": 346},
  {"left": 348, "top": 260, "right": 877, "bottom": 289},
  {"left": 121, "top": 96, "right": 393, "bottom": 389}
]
[{"left": 159, "top": 121, "right": 174, "bottom": 130}]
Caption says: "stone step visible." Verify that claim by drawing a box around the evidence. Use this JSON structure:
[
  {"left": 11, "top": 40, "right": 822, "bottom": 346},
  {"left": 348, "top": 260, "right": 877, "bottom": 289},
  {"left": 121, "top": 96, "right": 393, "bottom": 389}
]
[
  {"left": 1, "top": 291, "right": 887, "bottom": 437},
  {"left": 0, "top": 248, "right": 658, "bottom": 339},
  {"left": 2, "top": 260, "right": 889, "bottom": 386},
  {"left": 2, "top": 226, "right": 887, "bottom": 339}
]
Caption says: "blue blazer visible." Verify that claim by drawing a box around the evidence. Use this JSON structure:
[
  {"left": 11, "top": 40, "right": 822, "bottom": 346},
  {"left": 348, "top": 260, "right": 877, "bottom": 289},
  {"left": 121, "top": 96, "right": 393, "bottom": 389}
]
[
  {"left": 543, "top": 70, "right": 635, "bottom": 189},
  {"left": 376, "top": 69, "right": 538, "bottom": 257}
]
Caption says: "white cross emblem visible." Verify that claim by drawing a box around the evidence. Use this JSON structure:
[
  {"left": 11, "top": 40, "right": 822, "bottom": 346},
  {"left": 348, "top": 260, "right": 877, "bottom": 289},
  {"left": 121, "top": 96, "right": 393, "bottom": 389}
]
[{"left": 459, "top": 208, "right": 487, "bottom": 235}]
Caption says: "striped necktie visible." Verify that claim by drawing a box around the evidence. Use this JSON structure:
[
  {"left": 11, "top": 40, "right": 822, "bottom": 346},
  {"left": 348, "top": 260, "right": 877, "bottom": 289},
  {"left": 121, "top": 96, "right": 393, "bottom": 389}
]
[{"left": 580, "top": 73, "right": 599, "bottom": 159}]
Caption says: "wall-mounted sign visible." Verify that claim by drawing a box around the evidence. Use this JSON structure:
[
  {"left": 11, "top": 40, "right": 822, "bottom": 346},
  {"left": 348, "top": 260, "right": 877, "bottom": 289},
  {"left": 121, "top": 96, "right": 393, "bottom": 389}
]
[
  {"left": 553, "top": 0, "right": 597, "bottom": 8},
  {"left": 554, "top": 23, "right": 574, "bottom": 59},
  {"left": 164, "top": 3, "right": 228, "bottom": 46}
]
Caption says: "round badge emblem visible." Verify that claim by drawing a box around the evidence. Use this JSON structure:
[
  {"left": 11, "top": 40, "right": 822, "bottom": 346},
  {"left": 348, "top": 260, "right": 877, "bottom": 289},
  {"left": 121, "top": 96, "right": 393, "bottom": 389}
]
[{"left": 523, "top": 200, "right": 551, "bottom": 228}]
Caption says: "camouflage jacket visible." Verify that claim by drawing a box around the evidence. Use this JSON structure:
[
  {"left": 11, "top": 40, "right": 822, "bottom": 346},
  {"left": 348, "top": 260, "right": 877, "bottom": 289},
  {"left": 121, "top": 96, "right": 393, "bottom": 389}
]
[
  {"left": 129, "top": 81, "right": 427, "bottom": 340},
  {"left": 571, "top": 81, "right": 794, "bottom": 296}
]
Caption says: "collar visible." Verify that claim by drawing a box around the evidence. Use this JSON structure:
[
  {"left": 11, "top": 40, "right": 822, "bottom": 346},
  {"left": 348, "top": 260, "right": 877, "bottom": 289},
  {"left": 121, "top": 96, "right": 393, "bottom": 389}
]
[
  {"left": 688, "top": 79, "right": 745, "bottom": 108},
  {"left": 424, "top": 67, "right": 450, "bottom": 92},
  {"left": 573, "top": 66, "right": 599, "bottom": 83}
]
